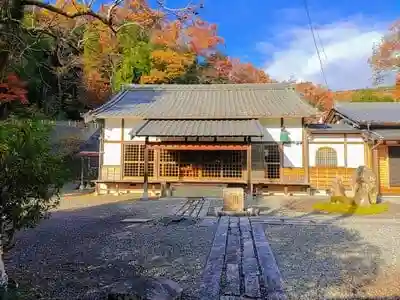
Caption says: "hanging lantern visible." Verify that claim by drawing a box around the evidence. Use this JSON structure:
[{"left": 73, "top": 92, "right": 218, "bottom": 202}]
[{"left": 280, "top": 127, "right": 291, "bottom": 143}]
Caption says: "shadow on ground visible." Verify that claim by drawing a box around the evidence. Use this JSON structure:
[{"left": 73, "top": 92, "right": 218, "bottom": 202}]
[
  {"left": 262, "top": 220, "right": 397, "bottom": 299},
  {"left": 4, "top": 196, "right": 398, "bottom": 300},
  {"left": 5, "top": 198, "right": 216, "bottom": 300}
]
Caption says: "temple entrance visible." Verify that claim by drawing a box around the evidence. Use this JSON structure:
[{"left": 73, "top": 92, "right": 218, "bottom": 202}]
[
  {"left": 159, "top": 149, "right": 245, "bottom": 180},
  {"left": 158, "top": 149, "right": 246, "bottom": 198}
]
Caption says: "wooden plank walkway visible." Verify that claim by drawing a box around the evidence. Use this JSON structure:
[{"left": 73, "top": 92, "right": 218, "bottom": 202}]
[{"left": 199, "top": 216, "right": 286, "bottom": 300}]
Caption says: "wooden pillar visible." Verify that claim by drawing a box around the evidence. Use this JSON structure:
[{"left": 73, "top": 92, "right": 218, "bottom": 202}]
[
  {"left": 302, "top": 125, "right": 310, "bottom": 184},
  {"left": 247, "top": 137, "right": 253, "bottom": 197},
  {"left": 142, "top": 136, "right": 149, "bottom": 200},
  {"left": 344, "top": 134, "right": 348, "bottom": 167},
  {"left": 154, "top": 148, "right": 160, "bottom": 181},
  {"left": 372, "top": 143, "right": 381, "bottom": 196},
  {"left": 120, "top": 119, "right": 124, "bottom": 181},
  {"left": 97, "top": 123, "right": 104, "bottom": 194},
  {"left": 364, "top": 142, "right": 370, "bottom": 167}
]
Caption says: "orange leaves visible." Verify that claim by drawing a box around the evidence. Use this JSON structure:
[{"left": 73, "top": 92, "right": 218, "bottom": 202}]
[
  {"left": 186, "top": 18, "right": 223, "bottom": 55},
  {"left": 0, "top": 74, "right": 28, "bottom": 104},
  {"left": 296, "top": 82, "right": 333, "bottom": 111},
  {"left": 151, "top": 21, "right": 182, "bottom": 48},
  {"left": 208, "top": 56, "right": 273, "bottom": 83},
  {"left": 151, "top": 18, "right": 223, "bottom": 56},
  {"left": 228, "top": 59, "right": 273, "bottom": 83},
  {"left": 114, "top": 0, "right": 161, "bottom": 27},
  {"left": 141, "top": 49, "right": 194, "bottom": 83},
  {"left": 370, "top": 20, "right": 399, "bottom": 82},
  {"left": 83, "top": 71, "right": 111, "bottom": 106}
]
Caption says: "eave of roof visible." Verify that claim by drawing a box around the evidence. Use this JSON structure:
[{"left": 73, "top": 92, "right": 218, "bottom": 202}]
[
  {"left": 306, "top": 123, "right": 361, "bottom": 134},
  {"left": 130, "top": 119, "right": 264, "bottom": 137},
  {"left": 333, "top": 102, "right": 400, "bottom": 125},
  {"left": 83, "top": 83, "right": 317, "bottom": 122}
]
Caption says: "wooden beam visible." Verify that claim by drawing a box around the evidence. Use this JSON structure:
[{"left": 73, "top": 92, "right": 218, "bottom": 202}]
[
  {"left": 372, "top": 144, "right": 381, "bottom": 196},
  {"left": 148, "top": 144, "right": 248, "bottom": 151},
  {"left": 364, "top": 141, "right": 370, "bottom": 167},
  {"left": 344, "top": 134, "right": 348, "bottom": 167},
  {"left": 302, "top": 125, "right": 310, "bottom": 184},
  {"left": 97, "top": 121, "right": 105, "bottom": 191},
  {"left": 121, "top": 118, "right": 124, "bottom": 141},
  {"left": 120, "top": 119, "right": 125, "bottom": 180},
  {"left": 247, "top": 138, "right": 253, "bottom": 197},
  {"left": 142, "top": 136, "right": 149, "bottom": 200},
  {"left": 309, "top": 141, "right": 364, "bottom": 145},
  {"left": 154, "top": 148, "right": 160, "bottom": 181}
]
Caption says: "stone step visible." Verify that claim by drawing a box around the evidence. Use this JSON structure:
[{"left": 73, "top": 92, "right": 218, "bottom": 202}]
[{"left": 200, "top": 216, "right": 287, "bottom": 300}]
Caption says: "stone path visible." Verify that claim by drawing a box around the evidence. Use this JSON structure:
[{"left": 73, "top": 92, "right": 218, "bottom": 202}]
[
  {"left": 200, "top": 216, "right": 286, "bottom": 300},
  {"left": 173, "top": 197, "right": 211, "bottom": 218}
]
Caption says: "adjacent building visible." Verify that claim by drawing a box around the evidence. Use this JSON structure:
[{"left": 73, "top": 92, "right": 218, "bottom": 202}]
[{"left": 324, "top": 102, "right": 400, "bottom": 197}]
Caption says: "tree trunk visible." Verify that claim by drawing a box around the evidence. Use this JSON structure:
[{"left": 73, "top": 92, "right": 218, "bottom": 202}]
[{"left": 0, "top": 234, "right": 8, "bottom": 289}]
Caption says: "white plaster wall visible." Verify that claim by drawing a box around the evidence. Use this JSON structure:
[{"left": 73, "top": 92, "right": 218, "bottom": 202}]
[
  {"left": 310, "top": 135, "right": 363, "bottom": 143},
  {"left": 283, "top": 118, "right": 303, "bottom": 142},
  {"left": 261, "top": 118, "right": 303, "bottom": 142},
  {"left": 309, "top": 143, "right": 345, "bottom": 167},
  {"left": 104, "top": 119, "right": 122, "bottom": 141},
  {"left": 262, "top": 118, "right": 280, "bottom": 142},
  {"left": 311, "top": 136, "right": 345, "bottom": 142},
  {"left": 347, "top": 144, "right": 365, "bottom": 168},
  {"left": 103, "top": 143, "right": 121, "bottom": 165},
  {"left": 346, "top": 136, "right": 364, "bottom": 142},
  {"left": 283, "top": 143, "right": 303, "bottom": 167}
]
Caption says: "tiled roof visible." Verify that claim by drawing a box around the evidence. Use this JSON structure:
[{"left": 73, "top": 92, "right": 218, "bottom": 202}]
[
  {"left": 133, "top": 119, "right": 264, "bottom": 137},
  {"left": 334, "top": 102, "right": 400, "bottom": 124},
  {"left": 370, "top": 129, "right": 400, "bottom": 141},
  {"left": 84, "top": 84, "right": 317, "bottom": 121},
  {"left": 306, "top": 123, "right": 361, "bottom": 133},
  {"left": 78, "top": 129, "right": 100, "bottom": 153}
]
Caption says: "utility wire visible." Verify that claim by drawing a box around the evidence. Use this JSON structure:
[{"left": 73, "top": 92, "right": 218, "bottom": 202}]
[
  {"left": 316, "top": 30, "right": 328, "bottom": 61},
  {"left": 302, "top": 0, "right": 329, "bottom": 88}
]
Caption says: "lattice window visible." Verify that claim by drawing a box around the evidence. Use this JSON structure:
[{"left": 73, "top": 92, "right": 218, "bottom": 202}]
[
  {"left": 264, "top": 144, "right": 280, "bottom": 179},
  {"left": 222, "top": 151, "right": 243, "bottom": 178},
  {"left": 123, "top": 144, "right": 154, "bottom": 177},
  {"left": 159, "top": 150, "right": 179, "bottom": 177},
  {"left": 158, "top": 150, "right": 244, "bottom": 179},
  {"left": 315, "top": 147, "right": 338, "bottom": 167}
]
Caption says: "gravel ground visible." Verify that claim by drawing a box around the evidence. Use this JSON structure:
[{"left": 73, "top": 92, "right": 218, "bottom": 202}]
[
  {"left": 263, "top": 221, "right": 400, "bottom": 300},
  {"left": 5, "top": 198, "right": 217, "bottom": 299}
]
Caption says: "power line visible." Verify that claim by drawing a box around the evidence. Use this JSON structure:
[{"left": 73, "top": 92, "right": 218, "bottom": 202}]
[
  {"left": 302, "top": 0, "right": 329, "bottom": 88},
  {"left": 315, "top": 29, "right": 328, "bottom": 61}
]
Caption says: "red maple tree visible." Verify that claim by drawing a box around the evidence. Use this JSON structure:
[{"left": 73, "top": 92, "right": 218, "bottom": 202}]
[{"left": 0, "top": 74, "right": 28, "bottom": 104}]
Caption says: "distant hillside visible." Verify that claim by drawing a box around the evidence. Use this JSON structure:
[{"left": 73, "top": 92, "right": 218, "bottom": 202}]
[{"left": 333, "top": 86, "right": 398, "bottom": 102}]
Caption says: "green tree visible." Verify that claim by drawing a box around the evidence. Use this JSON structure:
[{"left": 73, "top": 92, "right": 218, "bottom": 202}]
[
  {"left": 112, "top": 24, "right": 152, "bottom": 91},
  {"left": 351, "top": 90, "right": 394, "bottom": 102},
  {"left": 0, "top": 119, "right": 69, "bottom": 292}
]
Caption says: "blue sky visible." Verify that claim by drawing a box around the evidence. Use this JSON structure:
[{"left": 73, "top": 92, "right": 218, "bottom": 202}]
[{"left": 157, "top": 0, "right": 399, "bottom": 90}]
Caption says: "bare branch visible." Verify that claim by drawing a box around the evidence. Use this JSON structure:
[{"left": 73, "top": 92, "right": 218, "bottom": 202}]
[
  {"left": 156, "top": 0, "right": 197, "bottom": 13},
  {"left": 22, "top": 0, "right": 120, "bottom": 33}
]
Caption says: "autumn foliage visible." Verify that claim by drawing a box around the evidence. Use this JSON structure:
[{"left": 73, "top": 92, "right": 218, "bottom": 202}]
[
  {"left": 295, "top": 82, "right": 333, "bottom": 111},
  {"left": 369, "top": 20, "right": 399, "bottom": 100},
  {"left": 370, "top": 20, "right": 399, "bottom": 75},
  {"left": 3, "top": 0, "right": 398, "bottom": 117},
  {"left": 0, "top": 74, "right": 28, "bottom": 104}
]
